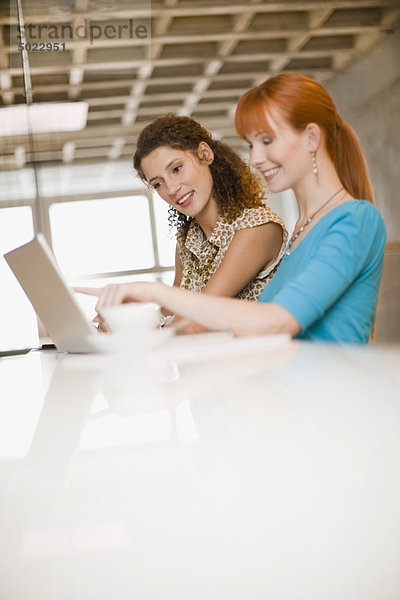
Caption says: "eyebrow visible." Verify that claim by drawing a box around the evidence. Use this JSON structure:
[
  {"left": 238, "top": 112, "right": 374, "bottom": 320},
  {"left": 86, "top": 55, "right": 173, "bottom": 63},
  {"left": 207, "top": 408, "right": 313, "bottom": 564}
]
[
  {"left": 255, "top": 131, "right": 272, "bottom": 137},
  {"left": 148, "top": 158, "right": 181, "bottom": 184}
]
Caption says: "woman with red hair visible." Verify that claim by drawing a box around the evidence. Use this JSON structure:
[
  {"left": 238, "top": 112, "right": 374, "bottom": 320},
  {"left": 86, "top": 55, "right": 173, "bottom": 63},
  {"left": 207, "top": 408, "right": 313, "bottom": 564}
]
[{"left": 78, "top": 73, "right": 386, "bottom": 343}]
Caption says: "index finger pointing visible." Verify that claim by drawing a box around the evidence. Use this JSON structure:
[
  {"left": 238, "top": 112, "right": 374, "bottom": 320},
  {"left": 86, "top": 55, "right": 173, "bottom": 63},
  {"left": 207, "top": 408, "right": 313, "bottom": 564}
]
[{"left": 73, "top": 286, "right": 103, "bottom": 297}]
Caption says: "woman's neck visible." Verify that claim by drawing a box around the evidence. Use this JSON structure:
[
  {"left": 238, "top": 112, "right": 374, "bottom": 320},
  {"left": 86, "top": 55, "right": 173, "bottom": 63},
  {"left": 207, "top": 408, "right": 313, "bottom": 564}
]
[
  {"left": 294, "top": 173, "right": 346, "bottom": 221},
  {"left": 195, "top": 196, "right": 219, "bottom": 239}
]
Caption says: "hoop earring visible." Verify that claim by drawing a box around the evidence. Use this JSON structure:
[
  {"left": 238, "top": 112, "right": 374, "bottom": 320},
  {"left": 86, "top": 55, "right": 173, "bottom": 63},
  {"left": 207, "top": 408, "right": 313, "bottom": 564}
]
[{"left": 312, "top": 151, "right": 319, "bottom": 183}]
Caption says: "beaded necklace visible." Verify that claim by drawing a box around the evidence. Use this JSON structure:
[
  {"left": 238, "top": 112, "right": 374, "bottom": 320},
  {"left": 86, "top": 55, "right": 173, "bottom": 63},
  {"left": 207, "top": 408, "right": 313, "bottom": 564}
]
[{"left": 286, "top": 187, "right": 344, "bottom": 255}]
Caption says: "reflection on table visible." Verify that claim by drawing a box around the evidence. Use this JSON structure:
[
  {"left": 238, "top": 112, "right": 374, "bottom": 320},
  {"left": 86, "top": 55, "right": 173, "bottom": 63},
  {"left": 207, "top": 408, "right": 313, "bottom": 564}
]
[{"left": 1, "top": 333, "right": 400, "bottom": 600}]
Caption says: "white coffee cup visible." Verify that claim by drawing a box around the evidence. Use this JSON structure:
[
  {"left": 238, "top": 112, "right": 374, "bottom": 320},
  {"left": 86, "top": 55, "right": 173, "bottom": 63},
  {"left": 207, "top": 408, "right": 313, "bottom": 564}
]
[{"left": 102, "top": 302, "right": 160, "bottom": 335}]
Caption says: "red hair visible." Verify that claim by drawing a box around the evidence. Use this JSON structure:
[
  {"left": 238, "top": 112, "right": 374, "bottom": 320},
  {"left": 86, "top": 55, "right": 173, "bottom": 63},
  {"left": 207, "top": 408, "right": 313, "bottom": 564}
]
[{"left": 235, "top": 72, "right": 375, "bottom": 203}]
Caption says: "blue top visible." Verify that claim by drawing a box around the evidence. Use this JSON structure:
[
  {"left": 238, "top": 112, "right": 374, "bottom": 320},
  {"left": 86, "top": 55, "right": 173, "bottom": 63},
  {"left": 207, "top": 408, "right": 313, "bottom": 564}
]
[{"left": 259, "top": 200, "right": 386, "bottom": 343}]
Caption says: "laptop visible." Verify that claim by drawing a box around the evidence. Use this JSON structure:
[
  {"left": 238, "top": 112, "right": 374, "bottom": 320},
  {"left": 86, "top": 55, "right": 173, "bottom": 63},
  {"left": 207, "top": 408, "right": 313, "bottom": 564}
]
[
  {"left": 4, "top": 235, "right": 291, "bottom": 357},
  {"left": 4, "top": 234, "right": 121, "bottom": 353}
]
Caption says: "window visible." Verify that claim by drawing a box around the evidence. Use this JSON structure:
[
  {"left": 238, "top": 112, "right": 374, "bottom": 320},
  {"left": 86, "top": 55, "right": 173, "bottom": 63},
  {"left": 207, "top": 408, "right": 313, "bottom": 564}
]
[
  {"left": 0, "top": 180, "right": 176, "bottom": 349},
  {"left": 49, "top": 195, "right": 155, "bottom": 276},
  {"left": 153, "top": 195, "right": 176, "bottom": 267},
  {"left": 0, "top": 206, "right": 38, "bottom": 350}
]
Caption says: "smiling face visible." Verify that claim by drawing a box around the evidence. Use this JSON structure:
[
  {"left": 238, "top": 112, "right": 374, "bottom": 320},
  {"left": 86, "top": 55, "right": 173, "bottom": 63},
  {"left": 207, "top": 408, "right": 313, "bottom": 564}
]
[
  {"left": 245, "top": 108, "right": 312, "bottom": 195},
  {"left": 140, "top": 143, "right": 216, "bottom": 220}
]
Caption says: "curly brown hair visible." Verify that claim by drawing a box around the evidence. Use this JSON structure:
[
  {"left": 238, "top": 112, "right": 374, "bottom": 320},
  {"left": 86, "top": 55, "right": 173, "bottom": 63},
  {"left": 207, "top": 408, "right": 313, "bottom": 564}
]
[{"left": 133, "top": 113, "right": 266, "bottom": 232}]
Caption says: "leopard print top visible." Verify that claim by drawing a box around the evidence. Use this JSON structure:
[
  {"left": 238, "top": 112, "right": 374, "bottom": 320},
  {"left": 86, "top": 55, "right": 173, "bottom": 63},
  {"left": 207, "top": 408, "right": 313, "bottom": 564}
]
[{"left": 176, "top": 206, "right": 287, "bottom": 301}]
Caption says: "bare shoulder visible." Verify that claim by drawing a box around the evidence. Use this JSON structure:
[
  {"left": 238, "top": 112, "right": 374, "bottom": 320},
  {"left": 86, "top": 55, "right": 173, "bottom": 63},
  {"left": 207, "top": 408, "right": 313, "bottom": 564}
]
[{"left": 232, "top": 220, "right": 284, "bottom": 246}]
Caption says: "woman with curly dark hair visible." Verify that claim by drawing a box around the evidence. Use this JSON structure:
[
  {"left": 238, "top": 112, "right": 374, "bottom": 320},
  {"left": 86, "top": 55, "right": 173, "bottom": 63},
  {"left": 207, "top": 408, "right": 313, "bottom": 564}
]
[{"left": 133, "top": 114, "right": 286, "bottom": 325}]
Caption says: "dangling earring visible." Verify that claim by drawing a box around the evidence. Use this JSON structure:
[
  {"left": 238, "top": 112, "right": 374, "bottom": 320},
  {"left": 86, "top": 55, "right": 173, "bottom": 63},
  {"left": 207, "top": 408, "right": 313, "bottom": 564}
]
[{"left": 312, "top": 151, "right": 319, "bottom": 183}]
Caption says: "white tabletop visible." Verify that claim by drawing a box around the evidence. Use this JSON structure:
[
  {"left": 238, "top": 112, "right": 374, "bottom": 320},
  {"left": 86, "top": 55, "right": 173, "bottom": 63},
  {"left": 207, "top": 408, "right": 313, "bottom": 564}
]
[{"left": 1, "top": 334, "right": 400, "bottom": 599}]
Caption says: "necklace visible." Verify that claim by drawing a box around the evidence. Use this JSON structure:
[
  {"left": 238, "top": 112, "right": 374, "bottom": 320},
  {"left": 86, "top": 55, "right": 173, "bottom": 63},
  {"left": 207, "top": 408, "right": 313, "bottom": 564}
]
[{"left": 286, "top": 187, "right": 344, "bottom": 255}]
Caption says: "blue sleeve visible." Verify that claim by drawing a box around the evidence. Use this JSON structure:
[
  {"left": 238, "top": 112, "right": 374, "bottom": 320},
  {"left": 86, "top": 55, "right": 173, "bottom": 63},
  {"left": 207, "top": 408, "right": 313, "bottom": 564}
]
[{"left": 271, "top": 205, "right": 386, "bottom": 331}]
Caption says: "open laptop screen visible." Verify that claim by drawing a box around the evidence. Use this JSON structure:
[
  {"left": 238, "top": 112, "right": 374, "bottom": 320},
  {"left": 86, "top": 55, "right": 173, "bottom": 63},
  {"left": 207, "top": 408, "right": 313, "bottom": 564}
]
[{"left": 4, "top": 234, "right": 97, "bottom": 352}]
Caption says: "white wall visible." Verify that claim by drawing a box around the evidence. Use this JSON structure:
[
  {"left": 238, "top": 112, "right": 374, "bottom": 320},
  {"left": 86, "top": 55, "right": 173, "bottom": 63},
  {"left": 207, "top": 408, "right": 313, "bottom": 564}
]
[
  {"left": 327, "top": 30, "right": 400, "bottom": 343},
  {"left": 327, "top": 28, "right": 400, "bottom": 243}
]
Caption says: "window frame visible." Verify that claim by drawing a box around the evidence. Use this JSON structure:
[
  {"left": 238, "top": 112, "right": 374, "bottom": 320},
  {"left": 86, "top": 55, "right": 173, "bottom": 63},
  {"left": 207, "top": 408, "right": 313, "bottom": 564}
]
[{"left": 1, "top": 188, "right": 174, "bottom": 281}]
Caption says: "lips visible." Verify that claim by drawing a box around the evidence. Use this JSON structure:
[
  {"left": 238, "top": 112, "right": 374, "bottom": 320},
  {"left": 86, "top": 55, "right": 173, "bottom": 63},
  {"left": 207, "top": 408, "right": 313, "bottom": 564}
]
[
  {"left": 177, "top": 191, "right": 193, "bottom": 207},
  {"left": 262, "top": 167, "right": 280, "bottom": 180}
]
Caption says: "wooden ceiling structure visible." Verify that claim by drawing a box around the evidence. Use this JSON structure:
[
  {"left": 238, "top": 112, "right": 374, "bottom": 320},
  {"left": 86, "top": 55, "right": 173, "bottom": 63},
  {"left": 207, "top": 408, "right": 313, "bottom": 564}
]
[{"left": 1, "top": 0, "right": 399, "bottom": 168}]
